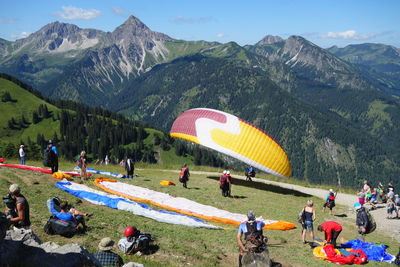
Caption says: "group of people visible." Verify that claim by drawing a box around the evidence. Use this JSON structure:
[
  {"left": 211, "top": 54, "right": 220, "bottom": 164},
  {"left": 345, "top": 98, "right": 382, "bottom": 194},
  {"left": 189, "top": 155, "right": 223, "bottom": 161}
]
[
  {"left": 358, "top": 180, "right": 399, "bottom": 219},
  {"left": 3, "top": 183, "right": 152, "bottom": 267}
]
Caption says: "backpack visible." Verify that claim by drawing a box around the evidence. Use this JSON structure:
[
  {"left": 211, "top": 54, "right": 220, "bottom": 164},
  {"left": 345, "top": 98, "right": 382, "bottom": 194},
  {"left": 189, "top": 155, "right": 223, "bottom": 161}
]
[
  {"left": 76, "top": 156, "right": 82, "bottom": 168},
  {"left": 43, "top": 215, "right": 77, "bottom": 238},
  {"left": 365, "top": 210, "right": 376, "bottom": 234},
  {"left": 220, "top": 175, "right": 227, "bottom": 185},
  {"left": 297, "top": 208, "right": 306, "bottom": 224},
  {"left": 118, "top": 233, "right": 152, "bottom": 253},
  {"left": 43, "top": 147, "right": 55, "bottom": 167},
  {"left": 245, "top": 221, "right": 263, "bottom": 240}
]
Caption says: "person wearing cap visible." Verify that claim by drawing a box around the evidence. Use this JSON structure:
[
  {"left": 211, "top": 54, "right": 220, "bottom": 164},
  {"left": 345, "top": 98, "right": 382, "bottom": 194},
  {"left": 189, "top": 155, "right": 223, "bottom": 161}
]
[
  {"left": 18, "top": 145, "right": 26, "bottom": 165},
  {"left": 5, "top": 184, "right": 30, "bottom": 229},
  {"left": 354, "top": 203, "right": 369, "bottom": 241},
  {"left": 317, "top": 221, "right": 342, "bottom": 247},
  {"left": 237, "top": 210, "right": 267, "bottom": 267},
  {"left": 323, "top": 189, "right": 336, "bottom": 215},
  {"left": 94, "top": 237, "right": 124, "bottom": 267},
  {"left": 219, "top": 170, "right": 230, "bottom": 197},
  {"left": 387, "top": 187, "right": 395, "bottom": 200}
]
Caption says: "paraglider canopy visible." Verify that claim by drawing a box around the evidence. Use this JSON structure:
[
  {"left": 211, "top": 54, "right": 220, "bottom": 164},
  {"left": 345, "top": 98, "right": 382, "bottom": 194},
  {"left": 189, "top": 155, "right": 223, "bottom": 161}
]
[{"left": 170, "top": 108, "right": 291, "bottom": 179}]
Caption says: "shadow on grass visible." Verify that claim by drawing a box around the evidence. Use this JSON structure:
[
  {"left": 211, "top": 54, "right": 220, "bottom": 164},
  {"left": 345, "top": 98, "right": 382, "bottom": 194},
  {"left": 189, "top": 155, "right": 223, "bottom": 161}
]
[
  {"left": 334, "top": 214, "right": 348, "bottom": 217},
  {"left": 206, "top": 176, "right": 312, "bottom": 197}
]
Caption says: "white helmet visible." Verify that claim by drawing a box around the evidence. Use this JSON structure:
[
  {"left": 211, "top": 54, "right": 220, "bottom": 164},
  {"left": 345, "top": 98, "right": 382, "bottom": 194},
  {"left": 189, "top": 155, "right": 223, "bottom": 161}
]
[
  {"left": 223, "top": 170, "right": 227, "bottom": 174},
  {"left": 226, "top": 171, "right": 230, "bottom": 175}
]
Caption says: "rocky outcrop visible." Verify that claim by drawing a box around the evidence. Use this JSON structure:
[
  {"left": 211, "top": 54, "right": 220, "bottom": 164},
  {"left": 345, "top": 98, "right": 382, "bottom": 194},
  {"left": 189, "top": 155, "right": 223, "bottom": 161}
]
[{"left": 0, "top": 213, "right": 100, "bottom": 267}]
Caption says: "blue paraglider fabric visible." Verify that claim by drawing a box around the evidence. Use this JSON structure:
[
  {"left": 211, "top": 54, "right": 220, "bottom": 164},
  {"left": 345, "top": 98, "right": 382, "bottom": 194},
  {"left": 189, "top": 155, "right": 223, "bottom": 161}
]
[{"left": 341, "top": 239, "right": 395, "bottom": 263}]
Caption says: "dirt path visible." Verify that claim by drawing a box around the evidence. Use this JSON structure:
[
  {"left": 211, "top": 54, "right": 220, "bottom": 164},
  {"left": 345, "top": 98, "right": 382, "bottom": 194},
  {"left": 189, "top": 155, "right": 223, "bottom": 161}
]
[{"left": 150, "top": 168, "right": 400, "bottom": 242}]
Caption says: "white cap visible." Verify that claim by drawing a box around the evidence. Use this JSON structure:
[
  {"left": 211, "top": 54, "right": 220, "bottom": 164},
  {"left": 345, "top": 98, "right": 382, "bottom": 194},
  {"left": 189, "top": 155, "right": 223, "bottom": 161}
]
[
  {"left": 223, "top": 170, "right": 227, "bottom": 174},
  {"left": 226, "top": 171, "right": 230, "bottom": 175},
  {"left": 9, "top": 184, "right": 20, "bottom": 194},
  {"left": 329, "top": 189, "right": 333, "bottom": 192}
]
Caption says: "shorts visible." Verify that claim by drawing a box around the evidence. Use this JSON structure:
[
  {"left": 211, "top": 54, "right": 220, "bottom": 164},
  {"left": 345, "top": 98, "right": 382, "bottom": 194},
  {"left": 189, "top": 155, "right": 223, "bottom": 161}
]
[{"left": 302, "top": 220, "right": 313, "bottom": 231}]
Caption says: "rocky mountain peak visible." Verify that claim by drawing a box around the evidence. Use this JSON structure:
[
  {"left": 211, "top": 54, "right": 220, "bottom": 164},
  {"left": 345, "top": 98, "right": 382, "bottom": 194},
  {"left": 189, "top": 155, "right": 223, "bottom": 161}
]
[
  {"left": 112, "top": 15, "right": 171, "bottom": 42},
  {"left": 256, "top": 35, "right": 284, "bottom": 46}
]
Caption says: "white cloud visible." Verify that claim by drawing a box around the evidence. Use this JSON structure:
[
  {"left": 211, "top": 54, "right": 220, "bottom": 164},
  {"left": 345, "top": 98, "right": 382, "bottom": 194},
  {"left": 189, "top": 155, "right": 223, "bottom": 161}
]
[
  {"left": 216, "top": 33, "right": 225, "bottom": 38},
  {"left": 54, "top": 6, "right": 101, "bottom": 20},
  {"left": 11, "top": 31, "right": 31, "bottom": 40},
  {"left": 112, "top": 7, "right": 125, "bottom": 16},
  {"left": 170, "top": 15, "right": 215, "bottom": 24},
  {"left": 321, "top": 30, "right": 376, "bottom": 40},
  {"left": 0, "top": 17, "right": 17, "bottom": 24}
]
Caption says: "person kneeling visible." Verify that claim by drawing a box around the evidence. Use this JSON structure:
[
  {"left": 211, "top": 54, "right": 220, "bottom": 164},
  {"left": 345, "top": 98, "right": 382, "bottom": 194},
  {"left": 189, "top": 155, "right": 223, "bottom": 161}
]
[{"left": 118, "top": 226, "right": 153, "bottom": 255}]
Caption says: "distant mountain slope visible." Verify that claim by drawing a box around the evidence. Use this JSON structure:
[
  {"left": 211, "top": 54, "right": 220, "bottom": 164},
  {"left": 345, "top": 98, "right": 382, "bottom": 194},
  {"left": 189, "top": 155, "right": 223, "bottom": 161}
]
[
  {"left": 327, "top": 43, "right": 400, "bottom": 95},
  {"left": 0, "top": 16, "right": 218, "bottom": 106},
  {"left": 111, "top": 54, "right": 400, "bottom": 188},
  {"left": 245, "top": 35, "right": 400, "bottom": 151}
]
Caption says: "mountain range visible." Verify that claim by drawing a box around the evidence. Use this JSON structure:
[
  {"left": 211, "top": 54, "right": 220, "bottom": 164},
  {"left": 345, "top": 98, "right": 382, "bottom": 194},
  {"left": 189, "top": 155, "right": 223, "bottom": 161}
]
[{"left": 1, "top": 15, "right": 400, "bottom": 188}]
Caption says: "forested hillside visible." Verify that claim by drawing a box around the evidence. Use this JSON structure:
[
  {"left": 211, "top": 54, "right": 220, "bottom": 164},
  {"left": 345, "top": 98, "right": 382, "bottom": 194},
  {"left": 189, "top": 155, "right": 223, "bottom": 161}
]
[{"left": 0, "top": 74, "right": 225, "bottom": 168}]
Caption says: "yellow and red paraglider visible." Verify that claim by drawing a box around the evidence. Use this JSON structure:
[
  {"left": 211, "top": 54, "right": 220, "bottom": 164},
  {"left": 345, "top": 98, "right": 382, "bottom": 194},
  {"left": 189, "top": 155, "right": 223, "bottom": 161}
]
[{"left": 170, "top": 108, "right": 291, "bottom": 179}]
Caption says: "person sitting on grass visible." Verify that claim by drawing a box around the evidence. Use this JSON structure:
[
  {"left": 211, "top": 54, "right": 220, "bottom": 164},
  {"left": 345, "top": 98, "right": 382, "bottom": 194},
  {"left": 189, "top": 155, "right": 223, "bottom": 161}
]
[
  {"left": 5, "top": 184, "right": 30, "bottom": 229},
  {"left": 50, "top": 200, "right": 92, "bottom": 231},
  {"left": 94, "top": 237, "right": 124, "bottom": 267}
]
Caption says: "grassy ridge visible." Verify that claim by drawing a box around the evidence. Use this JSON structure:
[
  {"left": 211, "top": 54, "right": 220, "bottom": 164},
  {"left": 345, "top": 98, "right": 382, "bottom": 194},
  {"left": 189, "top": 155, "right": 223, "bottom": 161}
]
[
  {"left": 0, "top": 78, "right": 59, "bottom": 142},
  {"left": 0, "top": 160, "right": 397, "bottom": 266}
]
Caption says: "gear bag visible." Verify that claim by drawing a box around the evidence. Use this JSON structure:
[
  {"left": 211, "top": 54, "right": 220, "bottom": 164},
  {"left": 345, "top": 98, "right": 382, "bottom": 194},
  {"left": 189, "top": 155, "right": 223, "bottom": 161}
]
[
  {"left": 44, "top": 215, "right": 77, "bottom": 238},
  {"left": 118, "top": 233, "right": 152, "bottom": 253},
  {"left": 365, "top": 210, "right": 376, "bottom": 234}
]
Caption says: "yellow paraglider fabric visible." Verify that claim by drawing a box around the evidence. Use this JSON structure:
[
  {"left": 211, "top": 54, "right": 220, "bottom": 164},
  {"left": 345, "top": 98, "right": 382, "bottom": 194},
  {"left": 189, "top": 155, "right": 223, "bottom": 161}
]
[
  {"left": 170, "top": 108, "right": 291, "bottom": 178},
  {"left": 160, "top": 180, "right": 176, "bottom": 186},
  {"left": 52, "top": 172, "right": 73, "bottom": 181}
]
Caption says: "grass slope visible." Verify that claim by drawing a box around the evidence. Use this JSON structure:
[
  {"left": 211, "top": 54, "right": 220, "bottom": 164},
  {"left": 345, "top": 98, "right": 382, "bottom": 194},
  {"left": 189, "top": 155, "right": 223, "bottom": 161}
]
[
  {"left": 0, "top": 160, "right": 397, "bottom": 266},
  {"left": 0, "top": 78, "right": 59, "bottom": 142}
]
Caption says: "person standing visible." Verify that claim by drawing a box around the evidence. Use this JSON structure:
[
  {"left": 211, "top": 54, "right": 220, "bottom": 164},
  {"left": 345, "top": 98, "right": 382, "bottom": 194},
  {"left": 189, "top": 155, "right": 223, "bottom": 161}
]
[
  {"left": 317, "top": 221, "right": 342, "bottom": 247},
  {"left": 394, "top": 194, "right": 400, "bottom": 218},
  {"left": 48, "top": 140, "right": 58, "bottom": 173},
  {"left": 219, "top": 170, "right": 229, "bottom": 197},
  {"left": 6, "top": 184, "right": 30, "bottom": 229},
  {"left": 105, "top": 155, "right": 110, "bottom": 165},
  {"left": 323, "top": 189, "right": 336, "bottom": 215},
  {"left": 300, "top": 200, "right": 316, "bottom": 244},
  {"left": 93, "top": 237, "right": 124, "bottom": 267},
  {"left": 125, "top": 157, "right": 134, "bottom": 178},
  {"left": 19, "top": 145, "right": 26, "bottom": 165},
  {"left": 78, "top": 151, "right": 87, "bottom": 181},
  {"left": 179, "top": 163, "right": 190, "bottom": 188},
  {"left": 354, "top": 203, "right": 369, "bottom": 241}
]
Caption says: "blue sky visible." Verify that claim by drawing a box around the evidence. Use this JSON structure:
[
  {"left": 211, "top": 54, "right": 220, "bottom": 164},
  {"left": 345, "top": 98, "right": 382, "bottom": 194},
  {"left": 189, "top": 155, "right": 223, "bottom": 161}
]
[{"left": 1, "top": 0, "right": 399, "bottom": 48}]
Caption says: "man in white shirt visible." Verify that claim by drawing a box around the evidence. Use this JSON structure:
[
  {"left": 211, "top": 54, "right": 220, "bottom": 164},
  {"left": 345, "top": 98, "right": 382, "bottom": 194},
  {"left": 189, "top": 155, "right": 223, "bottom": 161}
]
[{"left": 19, "top": 145, "right": 26, "bottom": 165}]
